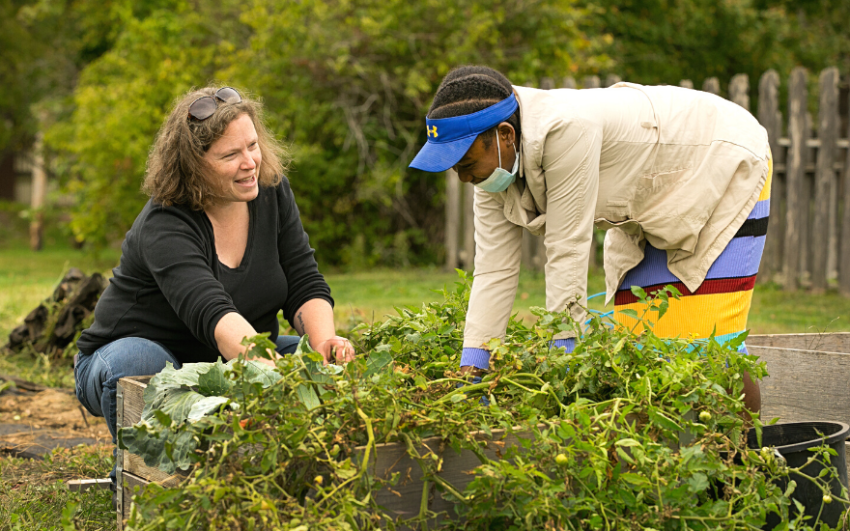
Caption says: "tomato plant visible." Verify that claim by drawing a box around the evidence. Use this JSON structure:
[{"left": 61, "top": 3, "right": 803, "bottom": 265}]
[{"left": 120, "top": 274, "right": 847, "bottom": 530}]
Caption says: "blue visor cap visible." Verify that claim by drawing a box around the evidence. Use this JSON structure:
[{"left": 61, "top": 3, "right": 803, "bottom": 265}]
[{"left": 409, "top": 94, "right": 519, "bottom": 173}]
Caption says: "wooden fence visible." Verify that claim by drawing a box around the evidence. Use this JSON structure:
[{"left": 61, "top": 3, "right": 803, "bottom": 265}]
[{"left": 444, "top": 69, "right": 850, "bottom": 296}]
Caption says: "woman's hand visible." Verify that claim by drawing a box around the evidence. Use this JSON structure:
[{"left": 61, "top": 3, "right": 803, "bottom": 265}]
[
  {"left": 314, "top": 336, "right": 355, "bottom": 365},
  {"left": 292, "top": 299, "right": 353, "bottom": 365}
]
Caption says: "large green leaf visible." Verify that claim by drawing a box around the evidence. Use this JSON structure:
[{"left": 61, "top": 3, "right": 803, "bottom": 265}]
[
  {"left": 234, "top": 359, "right": 283, "bottom": 388},
  {"left": 197, "top": 359, "right": 233, "bottom": 396},
  {"left": 364, "top": 350, "right": 393, "bottom": 378},
  {"left": 124, "top": 354, "right": 284, "bottom": 471},
  {"left": 295, "top": 382, "right": 321, "bottom": 411},
  {"left": 119, "top": 419, "right": 204, "bottom": 474},
  {"left": 142, "top": 361, "right": 221, "bottom": 419}
]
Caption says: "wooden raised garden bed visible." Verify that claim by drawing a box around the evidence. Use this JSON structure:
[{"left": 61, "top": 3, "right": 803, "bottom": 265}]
[
  {"left": 747, "top": 332, "right": 850, "bottom": 481},
  {"left": 115, "top": 375, "right": 529, "bottom": 530},
  {"left": 116, "top": 332, "right": 850, "bottom": 529}
]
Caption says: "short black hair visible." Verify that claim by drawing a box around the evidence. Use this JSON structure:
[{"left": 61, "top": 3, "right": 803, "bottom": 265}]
[{"left": 428, "top": 65, "right": 521, "bottom": 147}]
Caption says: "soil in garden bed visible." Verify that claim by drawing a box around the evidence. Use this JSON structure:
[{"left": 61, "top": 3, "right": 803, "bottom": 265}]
[{"left": 0, "top": 385, "right": 110, "bottom": 458}]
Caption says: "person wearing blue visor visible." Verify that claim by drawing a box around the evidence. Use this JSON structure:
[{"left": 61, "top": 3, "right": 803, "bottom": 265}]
[{"left": 410, "top": 66, "right": 771, "bottom": 413}]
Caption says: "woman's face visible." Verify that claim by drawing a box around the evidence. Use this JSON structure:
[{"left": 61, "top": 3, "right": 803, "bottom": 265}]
[
  {"left": 452, "top": 122, "right": 516, "bottom": 184},
  {"left": 204, "top": 113, "right": 262, "bottom": 204}
]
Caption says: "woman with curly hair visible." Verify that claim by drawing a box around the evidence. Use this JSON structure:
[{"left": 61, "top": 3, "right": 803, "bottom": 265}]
[{"left": 74, "top": 86, "right": 354, "bottom": 490}]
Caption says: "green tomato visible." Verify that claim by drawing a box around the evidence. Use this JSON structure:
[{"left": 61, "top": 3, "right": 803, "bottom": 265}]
[
  {"left": 823, "top": 494, "right": 833, "bottom": 504},
  {"left": 699, "top": 411, "right": 711, "bottom": 422},
  {"left": 555, "top": 454, "right": 569, "bottom": 465}
]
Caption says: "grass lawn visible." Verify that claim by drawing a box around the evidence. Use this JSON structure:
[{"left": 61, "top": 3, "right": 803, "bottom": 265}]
[
  {"left": 0, "top": 446, "right": 114, "bottom": 531},
  {"left": 0, "top": 240, "right": 848, "bottom": 387},
  {"left": 325, "top": 267, "right": 608, "bottom": 326},
  {"left": 2, "top": 242, "right": 850, "bottom": 351},
  {"left": 0, "top": 246, "right": 122, "bottom": 342},
  {"left": 325, "top": 269, "right": 850, "bottom": 335}
]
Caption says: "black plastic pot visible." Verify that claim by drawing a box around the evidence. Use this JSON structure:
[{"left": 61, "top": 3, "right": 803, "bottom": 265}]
[{"left": 752, "top": 421, "right": 850, "bottom": 529}]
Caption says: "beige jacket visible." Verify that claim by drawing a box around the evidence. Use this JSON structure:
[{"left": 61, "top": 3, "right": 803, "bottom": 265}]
[{"left": 464, "top": 82, "right": 770, "bottom": 349}]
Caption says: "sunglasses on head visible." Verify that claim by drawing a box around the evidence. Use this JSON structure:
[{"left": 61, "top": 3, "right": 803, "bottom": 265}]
[{"left": 188, "top": 87, "right": 242, "bottom": 121}]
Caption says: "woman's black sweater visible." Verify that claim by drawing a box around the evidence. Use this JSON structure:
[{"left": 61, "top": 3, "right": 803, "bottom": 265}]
[{"left": 77, "top": 177, "right": 333, "bottom": 364}]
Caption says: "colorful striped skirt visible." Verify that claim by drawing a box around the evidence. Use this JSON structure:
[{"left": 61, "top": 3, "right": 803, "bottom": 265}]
[{"left": 613, "top": 162, "right": 772, "bottom": 352}]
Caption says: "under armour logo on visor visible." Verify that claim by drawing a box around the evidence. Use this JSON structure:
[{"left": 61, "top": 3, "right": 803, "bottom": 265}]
[{"left": 409, "top": 93, "right": 518, "bottom": 173}]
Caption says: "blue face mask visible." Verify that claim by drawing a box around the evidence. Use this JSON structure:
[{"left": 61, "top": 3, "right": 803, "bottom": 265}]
[{"left": 475, "top": 139, "right": 519, "bottom": 193}]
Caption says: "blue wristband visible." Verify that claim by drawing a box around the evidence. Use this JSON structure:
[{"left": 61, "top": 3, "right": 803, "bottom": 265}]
[
  {"left": 460, "top": 347, "right": 491, "bottom": 370},
  {"left": 551, "top": 338, "right": 576, "bottom": 353}
]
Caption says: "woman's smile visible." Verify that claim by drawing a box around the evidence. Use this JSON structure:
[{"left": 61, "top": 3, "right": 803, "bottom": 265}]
[{"left": 235, "top": 174, "right": 256, "bottom": 187}]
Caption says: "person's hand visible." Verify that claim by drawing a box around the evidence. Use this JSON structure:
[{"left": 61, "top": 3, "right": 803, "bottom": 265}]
[
  {"left": 314, "top": 336, "right": 356, "bottom": 365},
  {"left": 254, "top": 355, "right": 278, "bottom": 369},
  {"left": 457, "top": 366, "right": 489, "bottom": 405},
  {"left": 460, "top": 365, "right": 486, "bottom": 377},
  {"left": 242, "top": 342, "right": 279, "bottom": 367}
]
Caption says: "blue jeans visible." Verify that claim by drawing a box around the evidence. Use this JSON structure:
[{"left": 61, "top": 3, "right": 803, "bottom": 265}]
[{"left": 74, "top": 335, "right": 300, "bottom": 486}]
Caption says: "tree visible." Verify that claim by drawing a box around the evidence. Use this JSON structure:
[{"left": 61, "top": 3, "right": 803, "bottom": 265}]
[
  {"left": 580, "top": 0, "right": 850, "bottom": 89},
  {"left": 49, "top": 0, "right": 610, "bottom": 264},
  {"left": 47, "top": 0, "right": 253, "bottom": 245}
]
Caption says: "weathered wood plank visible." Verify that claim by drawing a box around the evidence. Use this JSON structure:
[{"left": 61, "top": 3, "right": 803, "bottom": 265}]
[
  {"left": 729, "top": 73, "right": 749, "bottom": 110},
  {"left": 604, "top": 74, "right": 621, "bottom": 87},
  {"left": 801, "top": 112, "right": 816, "bottom": 280},
  {"left": 119, "top": 377, "right": 148, "bottom": 428},
  {"left": 582, "top": 75, "right": 600, "bottom": 89},
  {"left": 561, "top": 76, "right": 577, "bottom": 89},
  {"left": 702, "top": 77, "right": 720, "bottom": 95},
  {"left": 116, "top": 377, "right": 125, "bottom": 531},
  {"left": 773, "top": 162, "right": 845, "bottom": 173},
  {"left": 582, "top": 75, "right": 601, "bottom": 89},
  {"left": 462, "top": 183, "right": 475, "bottom": 270},
  {"left": 812, "top": 68, "right": 839, "bottom": 291},
  {"left": 757, "top": 70, "right": 781, "bottom": 282},
  {"left": 846, "top": 442, "right": 850, "bottom": 481},
  {"left": 772, "top": 145, "right": 786, "bottom": 280},
  {"left": 785, "top": 68, "right": 808, "bottom": 290},
  {"left": 540, "top": 77, "right": 554, "bottom": 91},
  {"left": 118, "top": 376, "right": 147, "bottom": 530},
  {"left": 123, "top": 451, "right": 186, "bottom": 486},
  {"left": 679, "top": 79, "right": 694, "bottom": 89},
  {"left": 121, "top": 471, "right": 149, "bottom": 528},
  {"left": 842, "top": 84, "right": 850, "bottom": 296},
  {"left": 67, "top": 478, "right": 112, "bottom": 492},
  {"left": 364, "top": 430, "right": 529, "bottom": 520},
  {"left": 827, "top": 156, "right": 839, "bottom": 281},
  {"left": 753, "top": 346, "right": 850, "bottom": 424},
  {"left": 445, "top": 170, "right": 460, "bottom": 271},
  {"left": 748, "top": 332, "right": 850, "bottom": 353},
  {"left": 117, "top": 375, "right": 200, "bottom": 530},
  {"left": 779, "top": 137, "right": 850, "bottom": 149}
]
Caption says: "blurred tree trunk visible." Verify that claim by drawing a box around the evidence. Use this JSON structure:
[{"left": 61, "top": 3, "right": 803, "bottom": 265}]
[
  {"left": 29, "top": 131, "right": 46, "bottom": 251},
  {"left": 0, "top": 152, "right": 14, "bottom": 200}
]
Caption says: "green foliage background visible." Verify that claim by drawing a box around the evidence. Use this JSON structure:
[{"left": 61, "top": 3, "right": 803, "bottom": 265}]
[{"left": 5, "top": 0, "right": 850, "bottom": 266}]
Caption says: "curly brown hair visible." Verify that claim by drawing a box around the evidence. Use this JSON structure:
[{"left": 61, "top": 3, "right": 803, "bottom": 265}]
[{"left": 143, "top": 86, "right": 289, "bottom": 210}]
